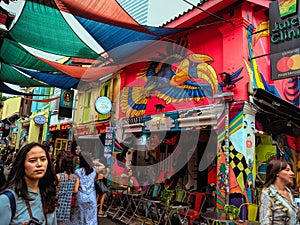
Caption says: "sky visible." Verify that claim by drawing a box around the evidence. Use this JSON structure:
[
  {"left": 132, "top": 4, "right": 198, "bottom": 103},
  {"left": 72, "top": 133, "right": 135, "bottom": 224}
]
[{"left": 147, "top": 0, "right": 198, "bottom": 26}]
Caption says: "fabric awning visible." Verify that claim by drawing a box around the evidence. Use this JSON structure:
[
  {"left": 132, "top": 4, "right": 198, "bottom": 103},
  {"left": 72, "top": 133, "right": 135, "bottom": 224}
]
[
  {"left": 253, "top": 88, "right": 300, "bottom": 137},
  {"left": 0, "top": 62, "right": 49, "bottom": 87},
  {"left": 0, "top": 81, "right": 46, "bottom": 96},
  {"left": 0, "top": 38, "right": 58, "bottom": 72},
  {"left": 15, "top": 66, "right": 79, "bottom": 90},
  {"left": 0, "top": 0, "right": 189, "bottom": 90},
  {"left": 9, "top": 0, "right": 101, "bottom": 58}
]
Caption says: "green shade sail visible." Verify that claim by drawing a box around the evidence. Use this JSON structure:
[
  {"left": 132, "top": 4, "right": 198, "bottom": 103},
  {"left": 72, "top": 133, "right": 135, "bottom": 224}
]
[
  {"left": 9, "top": 0, "right": 100, "bottom": 59},
  {"left": 0, "top": 62, "right": 49, "bottom": 87},
  {"left": 0, "top": 38, "right": 58, "bottom": 72}
]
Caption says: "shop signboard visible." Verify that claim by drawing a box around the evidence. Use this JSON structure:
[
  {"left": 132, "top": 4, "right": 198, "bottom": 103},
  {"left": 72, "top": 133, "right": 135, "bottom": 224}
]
[
  {"left": 145, "top": 116, "right": 174, "bottom": 132},
  {"left": 34, "top": 115, "right": 47, "bottom": 125},
  {"left": 94, "top": 96, "right": 112, "bottom": 114},
  {"left": 270, "top": 0, "right": 300, "bottom": 80},
  {"left": 104, "top": 127, "right": 114, "bottom": 164}
]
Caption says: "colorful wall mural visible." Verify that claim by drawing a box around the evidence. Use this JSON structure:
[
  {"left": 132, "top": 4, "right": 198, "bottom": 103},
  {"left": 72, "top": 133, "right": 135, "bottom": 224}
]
[
  {"left": 216, "top": 102, "right": 256, "bottom": 209},
  {"left": 119, "top": 38, "right": 227, "bottom": 118}
]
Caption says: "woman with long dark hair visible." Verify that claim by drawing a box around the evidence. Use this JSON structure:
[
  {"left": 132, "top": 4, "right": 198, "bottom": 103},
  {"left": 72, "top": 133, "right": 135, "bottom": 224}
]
[
  {"left": 67, "top": 151, "right": 97, "bottom": 225},
  {"left": 0, "top": 142, "right": 58, "bottom": 225},
  {"left": 260, "top": 160, "right": 300, "bottom": 224}
]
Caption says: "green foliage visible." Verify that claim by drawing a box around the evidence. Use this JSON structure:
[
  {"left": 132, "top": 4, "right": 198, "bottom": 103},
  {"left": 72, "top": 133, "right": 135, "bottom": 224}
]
[
  {"left": 0, "top": 94, "right": 9, "bottom": 101},
  {"left": 224, "top": 204, "right": 240, "bottom": 219},
  {"left": 160, "top": 189, "right": 175, "bottom": 205}
]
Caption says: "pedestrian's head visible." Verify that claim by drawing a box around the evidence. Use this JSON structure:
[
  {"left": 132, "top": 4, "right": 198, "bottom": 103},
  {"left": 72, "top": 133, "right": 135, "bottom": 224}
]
[
  {"left": 75, "top": 145, "right": 81, "bottom": 156},
  {"left": 264, "top": 160, "right": 294, "bottom": 187},
  {"left": 3, "top": 142, "right": 57, "bottom": 194},
  {"left": 61, "top": 156, "right": 74, "bottom": 175},
  {"left": 71, "top": 141, "right": 81, "bottom": 156},
  {"left": 79, "top": 151, "right": 94, "bottom": 175}
]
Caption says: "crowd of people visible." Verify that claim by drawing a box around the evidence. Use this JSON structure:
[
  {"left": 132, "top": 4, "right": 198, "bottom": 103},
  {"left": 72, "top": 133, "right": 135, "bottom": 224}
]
[
  {"left": 0, "top": 146, "right": 17, "bottom": 173},
  {"left": 0, "top": 141, "right": 300, "bottom": 224},
  {"left": 0, "top": 142, "right": 141, "bottom": 225}
]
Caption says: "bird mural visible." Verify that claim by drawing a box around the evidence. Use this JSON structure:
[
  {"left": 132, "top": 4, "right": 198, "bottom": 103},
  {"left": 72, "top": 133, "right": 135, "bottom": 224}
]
[
  {"left": 120, "top": 38, "right": 220, "bottom": 117},
  {"left": 218, "top": 68, "right": 244, "bottom": 90}
]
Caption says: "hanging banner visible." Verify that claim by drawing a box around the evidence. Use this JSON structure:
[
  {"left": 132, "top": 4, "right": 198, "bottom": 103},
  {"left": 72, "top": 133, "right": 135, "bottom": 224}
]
[
  {"left": 60, "top": 90, "right": 74, "bottom": 108},
  {"left": 59, "top": 90, "right": 74, "bottom": 118}
]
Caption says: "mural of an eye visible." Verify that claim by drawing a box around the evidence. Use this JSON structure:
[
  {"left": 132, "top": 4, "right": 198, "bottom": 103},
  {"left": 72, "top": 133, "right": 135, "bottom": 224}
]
[
  {"left": 250, "top": 121, "right": 255, "bottom": 131},
  {"left": 244, "top": 120, "right": 247, "bottom": 129}
]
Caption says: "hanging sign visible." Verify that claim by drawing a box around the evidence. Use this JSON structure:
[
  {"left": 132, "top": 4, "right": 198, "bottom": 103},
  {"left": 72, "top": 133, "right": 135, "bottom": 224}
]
[
  {"left": 34, "top": 115, "right": 47, "bottom": 125},
  {"left": 270, "top": 0, "right": 300, "bottom": 80},
  {"left": 58, "top": 90, "right": 74, "bottom": 118},
  {"left": 60, "top": 90, "right": 74, "bottom": 108},
  {"left": 145, "top": 117, "right": 174, "bottom": 131},
  {"left": 104, "top": 127, "right": 114, "bottom": 161},
  {"left": 95, "top": 96, "right": 112, "bottom": 114}
]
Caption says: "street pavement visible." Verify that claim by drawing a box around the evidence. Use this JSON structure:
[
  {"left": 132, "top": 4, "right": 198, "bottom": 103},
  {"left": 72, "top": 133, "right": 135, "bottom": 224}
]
[
  {"left": 98, "top": 217, "right": 125, "bottom": 225},
  {"left": 98, "top": 215, "right": 142, "bottom": 225}
]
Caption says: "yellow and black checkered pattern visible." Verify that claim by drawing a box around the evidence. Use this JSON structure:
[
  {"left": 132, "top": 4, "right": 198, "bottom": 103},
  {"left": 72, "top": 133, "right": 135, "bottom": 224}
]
[{"left": 222, "top": 141, "right": 250, "bottom": 188}]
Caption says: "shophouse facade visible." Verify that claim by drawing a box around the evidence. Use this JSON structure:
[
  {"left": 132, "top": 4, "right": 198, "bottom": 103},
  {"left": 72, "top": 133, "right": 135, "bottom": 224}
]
[
  {"left": 72, "top": 73, "right": 121, "bottom": 159},
  {"left": 0, "top": 97, "right": 21, "bottom": 149},
  {"left": 1, "top": 0, "right": 298, "bottom": 213},
  {"left": 113, "top": 0, "right": 300, "bottom": 211}
]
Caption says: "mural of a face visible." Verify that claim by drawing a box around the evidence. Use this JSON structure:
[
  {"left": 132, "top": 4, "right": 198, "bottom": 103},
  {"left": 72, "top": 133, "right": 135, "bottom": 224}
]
[
  {"left": 244, "top": 114, "right": 255, "bottom": 167},
  {"left": 245, "top": 121, "right": 254, "bottom": 149}
]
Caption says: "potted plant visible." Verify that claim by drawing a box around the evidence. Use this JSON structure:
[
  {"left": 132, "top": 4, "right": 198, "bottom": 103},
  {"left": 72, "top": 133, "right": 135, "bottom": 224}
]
[
  {"left": 224, "top": 204, "right": 240, "bottom": 220},
  {"left": 160, "top": 189, "right": 175, "bottom": 206}
]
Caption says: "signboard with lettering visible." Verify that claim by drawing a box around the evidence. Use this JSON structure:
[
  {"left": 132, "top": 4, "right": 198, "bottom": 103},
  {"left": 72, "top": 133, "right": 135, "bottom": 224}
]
[
  {"left": 145, "top": 117, "right": 174, "bottom": 132},
  {"left": 95, "top": 96, "right": 112, "bottom": 114},
  {"left": 104, "top": 127, "right": 114, "bottom": 163},
  {"left": 34, "top": 115, "right": 47, "bottom": 125},
  {"left": 270, "top": 0, "right": 300, "bottom": 80}
]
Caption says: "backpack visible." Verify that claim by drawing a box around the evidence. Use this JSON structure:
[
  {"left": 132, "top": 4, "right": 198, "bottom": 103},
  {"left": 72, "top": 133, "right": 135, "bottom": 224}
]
[{"left": 2, "top": 190, "right": 16, "bottom": 222}]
